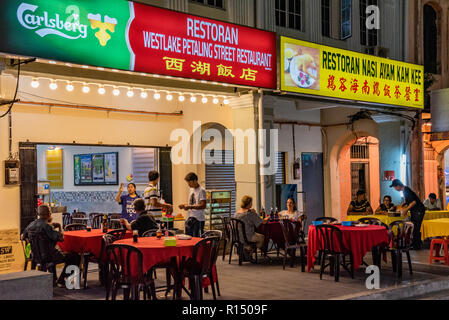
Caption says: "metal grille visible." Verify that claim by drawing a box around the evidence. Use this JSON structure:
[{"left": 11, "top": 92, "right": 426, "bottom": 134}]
[
  {"left": 351, "top": 162, "right": 369, "bottom": 200},
  {"left": 350, "top": 144, "right": 369, "bottom": 159},
  {"left": 275, "top": 152, "right": 286, "bottom": 185},
  {"left": 205, "top": 150, "right": 236, "bottom": 213}
]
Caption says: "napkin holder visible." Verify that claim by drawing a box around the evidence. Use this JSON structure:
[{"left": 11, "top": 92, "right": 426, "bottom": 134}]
[{"left": 164, "top": 237, "right": 177, "bottom": 247}]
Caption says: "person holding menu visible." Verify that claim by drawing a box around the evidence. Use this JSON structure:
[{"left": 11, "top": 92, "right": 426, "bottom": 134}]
[{"left": 116, "top": 183, "right": 140, "bottom": 222}]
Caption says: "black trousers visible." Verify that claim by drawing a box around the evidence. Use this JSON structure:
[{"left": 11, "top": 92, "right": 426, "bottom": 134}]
[
  {"left": 185, "top": 219, "right": 205, "bottom": 237},
  {"left": 54, "top": 249, "right": 81, "bottom": 283},
  {"left": 410, "top": 210, "right": 425, "bottom": 249}
]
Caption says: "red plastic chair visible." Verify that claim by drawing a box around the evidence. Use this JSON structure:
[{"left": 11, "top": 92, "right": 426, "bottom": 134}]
[{"left": 429, "top": 239, "right": 449, "bottom": 265}]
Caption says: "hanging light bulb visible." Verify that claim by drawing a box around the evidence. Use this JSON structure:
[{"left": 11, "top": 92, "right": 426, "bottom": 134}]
[
  {"left": 49, "top": 81, "right": 57, "bottom": 90},
  {"left": 202, "top": 97, "right": 208, "bottom": 104},
  {"left": 166, "top": 94, "right": 173, "bottom": 101},
  {"left": 127, "top": 89, "right": 134, "bottom": 98},
  {"left": 82, "top": 84, "right": 90, "bottom": 93},
  {"left": 98, "top": 86, "right": 106, "bottom": 95},
  {"left": 190, "top": 96, "right": 197, "bottom": 103},
  {"left": 178, "top": 95, "right": 185, "bottom": 102},
  {"left": 112, "top": 87, "right": 120, "bottom": 96},
  {"left": 213, "top": 98, "right": 219, "bottom": 104},
  {"left": 154, "top": 92, "right": 161, "bottom": 100},
  {"left": 66, "top": 83, "right": 74, "bottom": 92},
  {"left": 31, "top": 79, "right": 39, "bottom": 88},
  {"left": 140, "top": 90, "right": 148, "bottom": 99}
]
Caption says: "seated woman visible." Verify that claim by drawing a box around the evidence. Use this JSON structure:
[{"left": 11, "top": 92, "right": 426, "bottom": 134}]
[
  {"left": 347, "top": 190, "right": 373, "bottom": 216},
  {"left": 235, "top": 196, "right": 269, "bottom": 251},
  {"left": 375, "top": 195, "right": 397, "bottom": 214},
  {"left": 279, "top": 198, "right": 306, "bottom": 222}
]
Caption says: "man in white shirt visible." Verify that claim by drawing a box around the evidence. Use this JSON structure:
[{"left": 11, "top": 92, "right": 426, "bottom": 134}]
[
  {"left": 179, "top": 172, "right": 207, "bottom": 237},
  {"left": 423, "top": 193, "right": 442, "bottom": 211},
  {"left": 143, "top": 170, "right": 172, "bottom": 221}
]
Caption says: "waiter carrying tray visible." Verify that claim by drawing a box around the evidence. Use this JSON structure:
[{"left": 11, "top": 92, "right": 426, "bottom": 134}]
[{"left": 390, "top": 179, "right": 425, "bottom": 250}]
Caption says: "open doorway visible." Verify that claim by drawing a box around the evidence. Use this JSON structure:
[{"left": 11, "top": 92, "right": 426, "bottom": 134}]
[{"left": 19, "top": 142, "right": 171, "bottom": 231}]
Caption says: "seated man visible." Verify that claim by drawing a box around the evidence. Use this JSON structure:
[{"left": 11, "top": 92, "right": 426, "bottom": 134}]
[
  {"left": 375, "top": 195, "right": 397, "bottom": 214},
  {"left": 121, "top": 198, "right": 158, "bottom": 236},
  {"left": 347, "top": 190, "right": 373, "bottom": 216},
  {"left": 22, "top": 205, "right": 80, "bottom": 287},
  {"left": 423, "top": 193, "right": 442, "bottom": 211}
]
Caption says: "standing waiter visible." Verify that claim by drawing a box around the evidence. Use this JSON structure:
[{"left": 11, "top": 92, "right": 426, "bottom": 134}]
[{"left": 390, "top": 179, "right": 425, "bottom": 250}]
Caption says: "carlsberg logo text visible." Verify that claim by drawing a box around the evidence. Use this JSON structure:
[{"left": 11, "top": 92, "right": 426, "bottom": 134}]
[{"left": 17, "top": 3, "right": 88, "bottom": 39}]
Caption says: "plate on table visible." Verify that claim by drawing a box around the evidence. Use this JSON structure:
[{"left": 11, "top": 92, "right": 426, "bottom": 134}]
[
  {"left": 177, "top": 234, "right": 192, "bottom": 240},
  {"left": 355, "top": 224, "right": 370, "bottom": 227}
]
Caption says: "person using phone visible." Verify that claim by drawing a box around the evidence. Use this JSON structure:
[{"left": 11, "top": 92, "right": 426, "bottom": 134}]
[{"left": 116, "top": 183, "right": 140, "bottom": 223}]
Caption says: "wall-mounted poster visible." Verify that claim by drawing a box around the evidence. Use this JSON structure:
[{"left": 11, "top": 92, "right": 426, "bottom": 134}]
[
  {"left": 104, "top": 153, "right": 118, "bottom": 184},
  {"left": 74, "top": 152, "right": 118, "bottom": 186},
  {"left": 80, "top": 155, "right": 93, "bottom": 184},
  {"left": 92, "top": 154, "right": 105, "bottom": 183}
]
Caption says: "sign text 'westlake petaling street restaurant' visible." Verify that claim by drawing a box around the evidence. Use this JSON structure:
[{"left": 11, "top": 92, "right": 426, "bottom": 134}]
[
  {"left": 281, "top": 36, "right": 424, "bottom": 109},
  {"left": 0, "top": 0, "right": 277, "bottom": 88}
]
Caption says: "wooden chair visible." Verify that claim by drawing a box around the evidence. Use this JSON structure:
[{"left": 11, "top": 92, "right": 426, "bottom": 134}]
[{"left": 316, "top": 224, "right": 354, "bottom": 282}]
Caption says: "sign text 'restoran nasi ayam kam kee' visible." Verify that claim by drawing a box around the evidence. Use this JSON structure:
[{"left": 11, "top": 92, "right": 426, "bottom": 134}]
[
  {"left": 281, "top": 37, "right": 424, "bottom": 109},
  {"left": 0, "top": 0, "right": 277, "bottom": 88}
]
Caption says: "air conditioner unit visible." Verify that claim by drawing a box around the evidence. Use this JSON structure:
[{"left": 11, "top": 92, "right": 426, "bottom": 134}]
[{"left": 364, "top": 46, "right": 390, "bottom": 58}]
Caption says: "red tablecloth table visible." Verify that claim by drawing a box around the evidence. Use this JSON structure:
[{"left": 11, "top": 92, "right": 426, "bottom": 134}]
[
  {"left": 114, "top": 237, "right": 202, "bottom": 273},
  {"left": 58, "top": 229, "right": 132, "bottom": 258},
  {"left": 307, "top": 225, "right": 389, "bottom": 272}
]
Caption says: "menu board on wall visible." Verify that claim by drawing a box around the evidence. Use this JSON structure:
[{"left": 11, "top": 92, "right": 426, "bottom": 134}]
[
  {"left": 0, "top": 229, "right": 25, "bottom": 275},
  {"left": 74, "top": 152, "right": 118, "bottom": 185}
]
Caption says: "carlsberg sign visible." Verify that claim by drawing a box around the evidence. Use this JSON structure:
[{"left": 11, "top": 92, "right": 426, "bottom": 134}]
[{"left": 17, "top": 3, "right": 88, "bottom": 39}]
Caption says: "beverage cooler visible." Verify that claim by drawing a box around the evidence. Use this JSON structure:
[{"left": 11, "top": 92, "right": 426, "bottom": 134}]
[{"left": 205, "top": 190, "right": 232, "bottom": 230}]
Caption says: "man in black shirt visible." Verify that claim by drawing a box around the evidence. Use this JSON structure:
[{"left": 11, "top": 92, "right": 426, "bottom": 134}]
[
  {"left": 121, "top": 198, "right": 158, "bottom": 236},
  {"left": 22, "top": 205, "right": 81, "bottom": 286},
  {"left": 390, "top": 179, "right": 425, "bottom": 249}
]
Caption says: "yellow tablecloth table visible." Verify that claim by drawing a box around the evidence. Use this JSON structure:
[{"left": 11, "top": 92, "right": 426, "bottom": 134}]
[
  {"left": 424, "top": 211, "right": 449, "bottom": 220},
  {"left": 345, "top": 215, "right": 403, "bottom": 225},
  {"left": 420, "top": 218, "right": 449, "bottom": 240}
]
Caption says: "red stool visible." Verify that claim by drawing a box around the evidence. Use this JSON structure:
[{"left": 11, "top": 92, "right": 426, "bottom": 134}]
[{"left": 429, "top": 239, "right": 449, "bottom": 265}]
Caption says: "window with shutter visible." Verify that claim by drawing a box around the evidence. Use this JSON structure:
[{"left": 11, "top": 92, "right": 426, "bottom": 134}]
[
  {"left": 205, "top": 150, "right": 236, "bottom": 213},
  {"left": 131, "top": 148, "right": 158, "bottom": 184}
]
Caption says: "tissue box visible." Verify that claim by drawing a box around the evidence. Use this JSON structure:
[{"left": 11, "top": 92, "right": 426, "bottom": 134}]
[{"left": 164, "top": 237, "right": 177, "bottom": 247}]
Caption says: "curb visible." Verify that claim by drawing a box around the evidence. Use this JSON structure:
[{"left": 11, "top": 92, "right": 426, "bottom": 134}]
[{"left": 331, "top": 277, "right": 449, "bottom": 300}]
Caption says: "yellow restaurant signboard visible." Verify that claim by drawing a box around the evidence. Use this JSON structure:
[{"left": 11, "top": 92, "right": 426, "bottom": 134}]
[{"left": 280, "top": 36, "right": 424, "bottom": 109}]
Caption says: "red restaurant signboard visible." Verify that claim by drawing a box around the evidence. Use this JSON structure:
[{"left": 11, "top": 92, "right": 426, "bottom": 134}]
[
  {"left": 128, "top": 3, "right": 277, "bottom": 88},
  {"left": 0, "top": 1, "right": 277, "bottom": 89}
]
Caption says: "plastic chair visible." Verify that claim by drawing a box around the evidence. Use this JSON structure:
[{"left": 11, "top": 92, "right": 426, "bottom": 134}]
[
  {"left": 64, "top": 223, "right": 87, "bottom": 231},
  {"left": 91, "top": 214, "right": 104, "bottom": 229},
  {"left": 106, "top": 244, "right": 156, "bottom": 300},
  {"left": 219, "top": 216, "right": 231, "bottom": 261},
  {"left": 315, "top": 224, "right": 354, "bottom": 282},
  {"left": 201, "top": 230, "right": 223, "bottom": 299},
  {"left": 315, "top": 217, "right": 338, "bottom": 224},
  {"left": 142, "top": 229, "right": 176, "bottom": 237},
  {"left": 109, "top": 213, "right": 122, "bottom": 230},
  {"left": 72, "top": 212, "right": 87, "bottom": 225},
  {"left": 27, "top": 231, "right": 58, "bottom": 284},
  {"left": 229, "top": 218, "right": 258, "bottom": 265},
  {"left": 358, "top": 217, "right": 383, "bottom": 226},
  {"left": 62, "top": 213, "right": 72, "bottom": 228},
  {"left": 387, "top": 221, "right": 414, "bottom": 279},
  {"left": 179, "top": 236, "right": 220, "bottom": 300},
  {"left": 429, "top": 238, "right": 449, "bottom": 265},
  {"left": 279, "top": 219, "right": 306, "bottom": 272}
]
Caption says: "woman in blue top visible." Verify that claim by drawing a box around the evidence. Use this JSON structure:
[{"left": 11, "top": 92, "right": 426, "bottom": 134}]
[{"left": 115, "top": 183, "right": 140, "bottom": 222}]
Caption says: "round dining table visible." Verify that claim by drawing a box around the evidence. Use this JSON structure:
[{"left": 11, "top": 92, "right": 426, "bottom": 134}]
[
  {"left": 307, "top": 224, "right": 389, "bottom": 273},
  {"left": 58, "top": 229, "right": 132, "bottom": 259},
  {"left": 257, "top": 220, "right": 302, "bottom": 253},
  {"left": 114, "top": 237, "right": 203, "bottom": 273}
]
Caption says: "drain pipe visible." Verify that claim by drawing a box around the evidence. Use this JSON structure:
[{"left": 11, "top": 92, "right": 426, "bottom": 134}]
[{"left": 257, "top": 89, "right": 265, "bottom": 210}]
